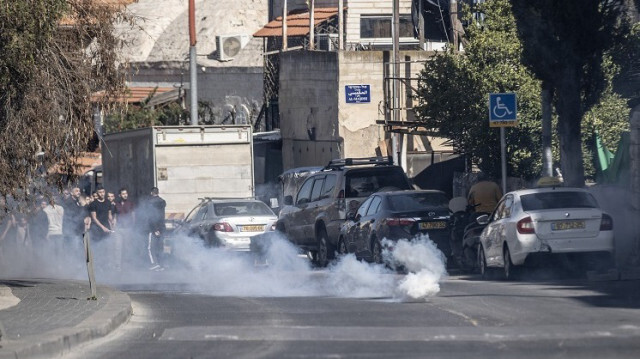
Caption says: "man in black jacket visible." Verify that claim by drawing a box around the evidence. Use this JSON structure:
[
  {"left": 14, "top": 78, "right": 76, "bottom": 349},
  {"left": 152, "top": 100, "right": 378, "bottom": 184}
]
[{"left": 146, "top": 187, "right": 166, "bottom": 271}]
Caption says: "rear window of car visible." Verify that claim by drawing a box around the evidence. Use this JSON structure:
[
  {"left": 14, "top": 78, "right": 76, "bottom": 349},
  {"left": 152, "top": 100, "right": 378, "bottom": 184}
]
[
  {"left": 213, "top": 202, "right": 274, "bottom": 216},
  {"left": 520, "top": 191, "right": 599, "bottom": 211},
  {"left": 345, "top": 168, "right": 411, "bottom": 198},
  {"left": 388, "top": 192, "right": 449, "bottom": 211}
]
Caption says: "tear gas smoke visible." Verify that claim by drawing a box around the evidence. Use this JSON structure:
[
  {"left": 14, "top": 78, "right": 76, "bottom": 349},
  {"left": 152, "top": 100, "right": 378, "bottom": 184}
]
[{"left": 0, "top": 226, "right": 447, "bottom": 301}]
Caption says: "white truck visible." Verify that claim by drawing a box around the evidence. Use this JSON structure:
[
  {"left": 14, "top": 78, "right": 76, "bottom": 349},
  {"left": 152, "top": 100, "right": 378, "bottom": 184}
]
[{"left": 101, "top": 125, "right": 255, "bottom": 220}]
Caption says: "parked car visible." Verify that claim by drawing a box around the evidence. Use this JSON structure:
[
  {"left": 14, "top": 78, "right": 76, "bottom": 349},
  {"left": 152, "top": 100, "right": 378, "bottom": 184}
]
[
  {"left": 477, "top": 187, "right": 615, "bottom": 280},
  {"left": 276, "top": 156, "right": 413, "bottom": 267},
  {"left": 338, "top": 190, "right": 451, "bottom": 264},
  {"left": 173, "top": 198, "right": 278, "bottom": 251}
]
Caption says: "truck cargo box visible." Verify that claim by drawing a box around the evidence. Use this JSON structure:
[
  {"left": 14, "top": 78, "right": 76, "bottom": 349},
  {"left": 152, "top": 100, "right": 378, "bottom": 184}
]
[{"left": 102, "top": 125, "right": 254, "bottom": 219}]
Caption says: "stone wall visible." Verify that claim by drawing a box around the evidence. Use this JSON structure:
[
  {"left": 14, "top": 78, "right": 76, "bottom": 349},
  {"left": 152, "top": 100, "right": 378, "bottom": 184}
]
[{"left": 279, "top": 51, "right": 340, "bottom": 168}]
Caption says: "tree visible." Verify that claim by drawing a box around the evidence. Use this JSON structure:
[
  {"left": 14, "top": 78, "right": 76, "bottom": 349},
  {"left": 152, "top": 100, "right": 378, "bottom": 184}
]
[
  {"left": 415, "top": 0, "right": 543, "bottom": 180},
  {"left": 511, "top": 0, "right": 634, "bottom": 186},
  {"left": 0, "top": 0, "right": 129, "bottom": 202}
]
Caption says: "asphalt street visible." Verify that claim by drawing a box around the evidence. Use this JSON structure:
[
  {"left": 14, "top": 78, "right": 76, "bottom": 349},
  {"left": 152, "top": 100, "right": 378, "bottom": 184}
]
[{"left": 63, "top": 273, "right": 640, "bottom": 359}]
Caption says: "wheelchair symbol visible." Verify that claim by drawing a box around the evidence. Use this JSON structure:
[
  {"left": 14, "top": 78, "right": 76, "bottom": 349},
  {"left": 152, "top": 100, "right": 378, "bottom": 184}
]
[{"left": 492, "top": 96, "right": 513, "bottom": 119}]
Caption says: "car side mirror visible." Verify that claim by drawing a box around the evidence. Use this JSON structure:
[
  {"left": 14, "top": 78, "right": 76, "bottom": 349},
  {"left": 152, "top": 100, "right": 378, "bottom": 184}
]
[
  {"left": 284, "top": 195, "right": 293, "bottom": 206},
  {"left": 346, "top": 211, "right": 356, "bottom": 221},
  {"left": 476, "top": 214, "right": 490, "bottom": 225}
]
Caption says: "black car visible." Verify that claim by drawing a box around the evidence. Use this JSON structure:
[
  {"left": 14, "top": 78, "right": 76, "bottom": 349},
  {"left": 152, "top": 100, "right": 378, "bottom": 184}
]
[{"left": 338, "top": 190, "right": 451, "bottom": 264}]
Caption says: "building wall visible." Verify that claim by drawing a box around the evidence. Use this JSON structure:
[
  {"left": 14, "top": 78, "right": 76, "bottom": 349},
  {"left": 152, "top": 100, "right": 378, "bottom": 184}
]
[
  {"left": 270, "top": 0, "right": 414, "bottom": 45},
  {"left": 279, "top": 51, "right": 340, "bottom": 168},
  {"left": 343, "top": 0, "right": 413, "bottom": 45},
  {"left": 337, "top": 51, "right": 385, "bottom": 159},
  {"left": 279, "top": 49, "right": 435, "bottom": 170},
  {"left": 129, "top": 66, "right": 264, "bottom": 127}
]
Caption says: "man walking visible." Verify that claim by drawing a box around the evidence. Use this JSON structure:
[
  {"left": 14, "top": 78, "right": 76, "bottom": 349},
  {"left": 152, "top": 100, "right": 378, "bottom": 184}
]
[{"left": 146, "top": 187, "right": 166, "bottom": 271}]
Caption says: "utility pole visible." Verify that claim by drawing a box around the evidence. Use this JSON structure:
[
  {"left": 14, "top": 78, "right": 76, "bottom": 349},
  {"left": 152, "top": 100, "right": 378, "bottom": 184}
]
[
  {"left": 392, "top": 0, "right": 401, "bottom": 167},
  {"left": 188, "top": 0, "right": 198, "bottom": 125},
  {"left": 309, "top": 0, "right": 315, "bottom": 50},
  {"left": 282, "top": 0, "right": 288, "bottom": 50},
  {"left": 338, "top": 0, "right": 344, "bottom": 49},
  {"left": 418, "top": 0, "right": 425, "bottom": 50}
]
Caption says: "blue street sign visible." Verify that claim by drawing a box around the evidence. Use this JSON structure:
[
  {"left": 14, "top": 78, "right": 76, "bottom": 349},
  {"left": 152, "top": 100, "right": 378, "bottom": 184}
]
[
  {"left": 489, "top": 93, "right": 517, "bottom": 127},
  {"left": 345, "top": 85, "right": 371, "bottom": 104}
]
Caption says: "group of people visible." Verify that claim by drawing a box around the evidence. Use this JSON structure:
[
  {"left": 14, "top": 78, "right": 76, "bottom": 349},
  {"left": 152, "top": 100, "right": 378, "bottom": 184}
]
[{"left": 0, "top": 185, "right": 168, "bottom": 274}]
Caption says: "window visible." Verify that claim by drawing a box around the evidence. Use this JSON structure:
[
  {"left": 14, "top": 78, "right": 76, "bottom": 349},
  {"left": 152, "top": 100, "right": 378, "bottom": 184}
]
[
  {"left": 388, "top": 192, "right": 449, "bottom": 211},
  {"left": 491, "top": 200, "right": 505, "bottom": 221},
  {"left": 213, "top": 202, "right": 273, "bottom": 217},
  {"left": 184, "top": 204, "right": 203, "bottom": 223},
  {"left": 296, "top": 177, "right": 315, "bottom": 205},
  {"left": 366, "top": 196, "right": 383, "bottom": 216},
  {"left": 320, "top": 174, "right": 337, "bottom": 199},
  {"left": 310, "top": 177, "right": 325, "bottom": 202},
  {"left": 195, "top": 204, "right": 208, "bottom": 221},
  {"left": 360, "top": 14, "right": 414, "bottom": 39},
  {"left": 345, "top": 168, "right": 411, "bottom": 198},
  {"left": 357, "top": 197, "right": 373, "bottom": 218},
  {"left": 502, "top": 195, "right": 514, "bottom": 218},
  {"left": 520, "top": 191, "right": 598, "bottom": 211}
]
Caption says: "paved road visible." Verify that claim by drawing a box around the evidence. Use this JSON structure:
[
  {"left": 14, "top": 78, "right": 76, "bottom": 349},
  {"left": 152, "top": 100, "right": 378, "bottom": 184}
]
[{"left": 64, "top": 274, "right": 640, "bottom": 359}]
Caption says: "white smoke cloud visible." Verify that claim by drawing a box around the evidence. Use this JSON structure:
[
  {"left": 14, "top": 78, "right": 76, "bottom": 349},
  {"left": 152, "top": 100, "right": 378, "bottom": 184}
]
[
  {"left": 386, "top": 235, "right": 448, "bottom": 301},
  {"left": 0, "top": 227, "right": 448, "bottom": 302}
]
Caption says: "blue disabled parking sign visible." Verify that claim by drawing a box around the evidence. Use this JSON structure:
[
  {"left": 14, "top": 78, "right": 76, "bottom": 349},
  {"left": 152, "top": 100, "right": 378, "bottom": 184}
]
[{"left": 489, "top": 93, "right": 517, "bottom": 127}]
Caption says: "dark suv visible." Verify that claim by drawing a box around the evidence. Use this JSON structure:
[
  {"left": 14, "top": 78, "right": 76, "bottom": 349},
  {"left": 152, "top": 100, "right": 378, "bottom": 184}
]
[{"left": 276, "top": 157, "right": 413, "bottom": 266}]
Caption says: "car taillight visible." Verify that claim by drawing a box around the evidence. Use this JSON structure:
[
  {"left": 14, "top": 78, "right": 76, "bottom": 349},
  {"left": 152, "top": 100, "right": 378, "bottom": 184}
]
[
  {"left": 600, "top": 214, "right": 613, "bottom": 231},
  {"left": 386, "top": 218, "right": 415, "bottom": 226},
  {"left": 213, "top": 222, "right": 233, "bottom": 232},
  {"left": 517, "top": 216, "right": 535, "bottom": 234}
]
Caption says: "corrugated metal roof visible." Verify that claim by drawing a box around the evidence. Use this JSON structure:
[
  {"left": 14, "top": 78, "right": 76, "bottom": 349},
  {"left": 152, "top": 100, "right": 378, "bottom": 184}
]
[
  {"left": 253, "top": 7, "right": 339, "bottom": 38},
  {"left": 92, "top": 86, "right": 176, "bottom": 104}
]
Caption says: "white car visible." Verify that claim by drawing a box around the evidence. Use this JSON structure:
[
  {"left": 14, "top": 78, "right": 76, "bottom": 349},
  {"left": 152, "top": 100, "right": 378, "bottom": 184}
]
[
  {"left": 175, "top": 198, "right": 278, "bottom": 251},
  {"left": 477, "top": 187, "right": 615, "bottom": 279}
]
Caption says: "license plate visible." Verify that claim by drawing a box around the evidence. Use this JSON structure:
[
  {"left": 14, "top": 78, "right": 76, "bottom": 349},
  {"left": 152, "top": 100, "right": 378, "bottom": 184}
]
[
  {"left": 551, "top": 220, "right": 585, "bottom": 231},
  {"left": 419, "top": 221, "right": 447, "bottom": 230},
  {"left": 241, "top": 225, "right": 264, "bottom": 232}
]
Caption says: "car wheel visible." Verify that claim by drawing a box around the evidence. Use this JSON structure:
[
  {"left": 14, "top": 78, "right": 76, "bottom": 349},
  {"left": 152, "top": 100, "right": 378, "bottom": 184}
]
[
  {"left": 503, "top": 246, "right": 518, "bottom": 281},
  {"left": 315, "top": 228, "right": 335, "bottom": 268},
  {"left": 478, "top": 244, "right": 492, "bottom": 280},
  {"left": 371, "top": 237, "right": 383, "bottom": 264}
]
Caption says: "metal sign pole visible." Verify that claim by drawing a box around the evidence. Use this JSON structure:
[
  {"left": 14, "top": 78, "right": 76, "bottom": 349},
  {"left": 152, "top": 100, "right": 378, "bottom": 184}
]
[
  {"left": 83, "top": 230, "right": 97, "bottom": 300},
  {"left": 501, "top": 127, "right": 507, "bottom": 193}
]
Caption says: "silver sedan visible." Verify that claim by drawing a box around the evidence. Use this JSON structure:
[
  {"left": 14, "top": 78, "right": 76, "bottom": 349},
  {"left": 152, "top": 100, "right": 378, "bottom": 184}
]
[{"left": 477, "top": 187, "right": 615, "bottom": 279}]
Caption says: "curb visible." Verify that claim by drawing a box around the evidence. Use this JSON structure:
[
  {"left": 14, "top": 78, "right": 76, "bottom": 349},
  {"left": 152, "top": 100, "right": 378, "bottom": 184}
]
[{"left": 0, "top": 285, "right": 132, "bottom": 359}]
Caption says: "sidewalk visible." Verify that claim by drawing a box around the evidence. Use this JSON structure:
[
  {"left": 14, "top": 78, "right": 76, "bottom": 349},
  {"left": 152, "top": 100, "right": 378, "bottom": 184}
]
[{"left": 0, "top": 279, "right": 131, "bottom": 359}]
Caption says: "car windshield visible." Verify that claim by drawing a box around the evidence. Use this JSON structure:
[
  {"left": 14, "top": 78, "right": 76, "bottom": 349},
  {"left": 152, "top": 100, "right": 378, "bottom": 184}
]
[
  {"left": 345, "top": 168, "right": 410, "bottom": 198},
  {"left": 520, "top": 191, "right": 599, "bottom": 211},
  {"left": 388, "top": 192, "right": 449, "bottom": 211},
  {"left": 213, "top": 202, "right": 274, "bottom": 216}
]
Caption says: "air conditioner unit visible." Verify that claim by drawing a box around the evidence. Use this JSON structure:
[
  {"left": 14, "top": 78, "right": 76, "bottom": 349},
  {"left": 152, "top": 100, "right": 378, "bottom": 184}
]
[
  {"left": 216, "top": 34, "right": 249, "bottom": 61},
  {"left": 316, "top": 34, "right": 338, "bottom": 51}
]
